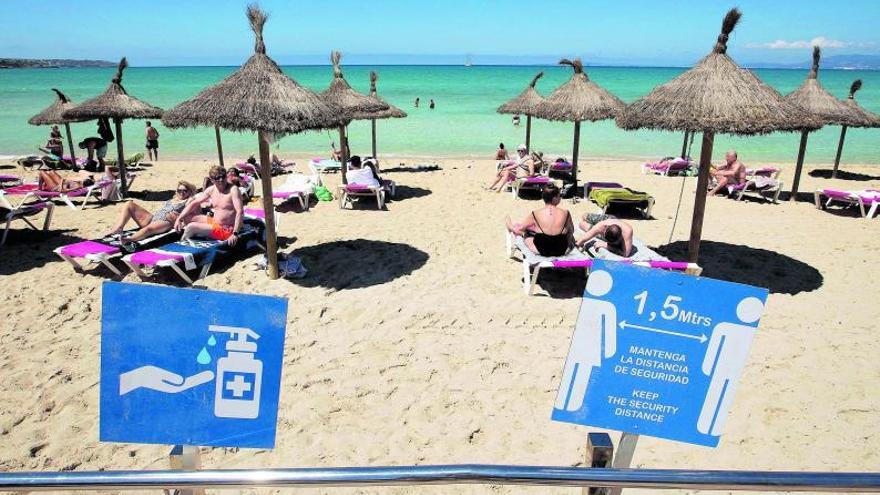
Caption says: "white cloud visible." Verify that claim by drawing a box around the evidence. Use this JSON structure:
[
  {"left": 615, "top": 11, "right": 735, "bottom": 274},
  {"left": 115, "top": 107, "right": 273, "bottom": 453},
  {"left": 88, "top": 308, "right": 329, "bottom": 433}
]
[{"left": 745, "top": 36, "right": 874, "bottom": 50}]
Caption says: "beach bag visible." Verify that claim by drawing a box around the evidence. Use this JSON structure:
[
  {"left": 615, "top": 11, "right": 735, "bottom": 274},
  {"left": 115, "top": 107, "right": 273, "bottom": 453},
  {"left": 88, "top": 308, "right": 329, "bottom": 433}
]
[{"left": 314, "top": 185, "right": 333, "bottom": 201}]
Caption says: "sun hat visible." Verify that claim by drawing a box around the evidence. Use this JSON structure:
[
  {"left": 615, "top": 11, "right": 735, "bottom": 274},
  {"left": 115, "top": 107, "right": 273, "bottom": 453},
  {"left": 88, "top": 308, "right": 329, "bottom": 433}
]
[{"left": 517, "top": 144, "right": 527, "bottom": 151}]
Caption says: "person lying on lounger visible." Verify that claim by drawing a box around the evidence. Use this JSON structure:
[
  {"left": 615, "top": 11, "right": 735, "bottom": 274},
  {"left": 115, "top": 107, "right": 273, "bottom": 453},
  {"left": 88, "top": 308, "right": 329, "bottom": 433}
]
[
  {"left": 38, "top": 170, "right": 96, "bottom": 192},
  {"left": 506, "top": 183, "right": 575, "bottom": 256},
  {"left": 107, "top": 181, "right": 197, "bottom": 243},
  {"left": 709, "top": 150, "right": 746, "bottom": 196},
  {"left": 576, "top": 214, "right": 634, "bottom": 257},
  {"left": 488, "top": 144, "right": 537, "bottom": 192},
  {"left": 175, "top": 165, "right": 244, "bottom": 246}
]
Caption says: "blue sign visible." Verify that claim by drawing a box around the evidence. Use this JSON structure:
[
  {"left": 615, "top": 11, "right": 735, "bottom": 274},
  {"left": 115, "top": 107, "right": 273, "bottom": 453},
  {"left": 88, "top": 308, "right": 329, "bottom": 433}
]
[
  {"left": 100, "top": 282, "right": 288, "bottom": 448},
  {"left": 552, "top": 261, "right": 768, "bottom": 447}
]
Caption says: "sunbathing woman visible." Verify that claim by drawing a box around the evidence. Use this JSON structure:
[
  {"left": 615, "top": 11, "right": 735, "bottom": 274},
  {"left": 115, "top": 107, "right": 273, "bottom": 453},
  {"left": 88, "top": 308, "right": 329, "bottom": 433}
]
[
  {"left": 107, "top": 181, "right": 197, "bottom": 242},
  {"left": 488, "top": 145, "right": 536, "bottom": 192},
  {"left": 576, "top": 216, "right": 634, "bottom": 257},
  {"left": 506, "top": 184, "right": 575, "bottom": 256},
  {"left": 38, "top": 170, "right": 96, "bottom": 192}
]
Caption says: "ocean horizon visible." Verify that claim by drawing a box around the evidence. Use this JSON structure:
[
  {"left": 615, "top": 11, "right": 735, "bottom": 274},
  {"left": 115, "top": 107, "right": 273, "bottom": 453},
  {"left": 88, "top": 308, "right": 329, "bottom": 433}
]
[{"left": 3, "top": 65, "right": 879, "bottom": 165}]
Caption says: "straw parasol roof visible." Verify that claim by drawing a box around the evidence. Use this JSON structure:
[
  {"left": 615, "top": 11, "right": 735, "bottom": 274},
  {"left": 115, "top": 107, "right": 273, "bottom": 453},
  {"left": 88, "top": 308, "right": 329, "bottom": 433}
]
[
  {"left": 840, "top": 79, "right": 880, "bottom": 128},
  {"left": 534, "top": 59, "right": 624, "bottom": 122},
  {"left": 783, "top": 47, "right": 862, "bottom": 127},
  {"left": 321, "top": 51, "right": 390, "bottom": 119},
  {"left": 350, "top": 71, "right": 406, "bottom": 120},
  {"left": 63, "top": 58, "right": 163, "bottom": 121},
  {"left": 617, "top": 10, "right": 819, "bottom": 135},
  {"left": 163, "top": 7, "right": 342, "bottom": 134},
  {"left": 497, "top": 71, "right": 546, "bottom": 115},
  {"left": 28, "top": 89, "right": 85, "bottom": 125}
]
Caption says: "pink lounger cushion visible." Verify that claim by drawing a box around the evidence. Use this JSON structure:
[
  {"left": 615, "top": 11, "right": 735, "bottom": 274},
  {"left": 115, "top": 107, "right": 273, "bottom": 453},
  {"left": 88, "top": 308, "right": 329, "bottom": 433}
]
[
  {"left": 522, "top": 176, "right": 550, "bottom": 183},
  {"left": 553, "top": 259, "right": 690, "bottom": 270},
  {"left": 822, "top": 189, "right": 880, "bottom": 203},
  {"left": 550, "top": 162, "right": 572, "bottom": 170},
  {"left": 243, "top": 207, "right": 265, "bottom": 220},
  {"left": 272, "top": 191, "right": 304, "bottom": 199},
  {"left": 58, "top": 241, "right": 120, "bottom": 257},
  {"left": 645, "top": 158, "right": 691, "bottom": 171},
  {"left": 346, "top": 184, "right": 374, "bottom": 192}
]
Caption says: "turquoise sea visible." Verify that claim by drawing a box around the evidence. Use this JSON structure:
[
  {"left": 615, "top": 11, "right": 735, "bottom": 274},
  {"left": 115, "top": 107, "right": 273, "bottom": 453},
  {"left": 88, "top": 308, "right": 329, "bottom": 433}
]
[{"left": 2, "top": 65, "right": 879, "bottom": 164}]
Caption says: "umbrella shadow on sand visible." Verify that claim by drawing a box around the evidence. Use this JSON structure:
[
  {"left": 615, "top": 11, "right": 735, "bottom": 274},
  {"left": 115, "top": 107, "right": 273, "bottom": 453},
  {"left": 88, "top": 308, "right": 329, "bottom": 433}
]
[
  {"left": 0, "top": 230, "right": 81, "bottom": 275},
  {"left": 656, "top": 240, "right": 823, "bottom": 295},
  {"left": 809, "top": 169, "right": 880, "bottom": 182},
  {"left": 381, "top": 164, "right": 442, "bottom": 173},
  {"left": 289, "top": 239, "right": 428, "bottom": 290}
]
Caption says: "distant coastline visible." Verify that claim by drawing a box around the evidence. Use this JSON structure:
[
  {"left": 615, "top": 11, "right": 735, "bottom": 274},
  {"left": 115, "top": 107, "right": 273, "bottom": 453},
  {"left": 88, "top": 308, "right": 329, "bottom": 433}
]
[{"left": 0, "top": 58, "right": 116, "bottom": 69}]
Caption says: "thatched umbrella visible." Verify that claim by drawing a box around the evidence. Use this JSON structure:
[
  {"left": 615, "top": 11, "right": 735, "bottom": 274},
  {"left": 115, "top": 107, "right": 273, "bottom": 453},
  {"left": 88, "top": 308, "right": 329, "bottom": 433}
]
[
  {"left": 349, "top": 71, "right": 407, "bottom": 161},
  {"left": 63, "top": 58, "right": 163, "bottom": 196},
  {"left": 497, "top": 71, "right": 546, "bottom": 152},
  {"left": 831, "top": 79, "right": 880, "bottom": 178},
  {"left": 320, "top": 51, "right": 389, "bottom": 184},
  {"left": 162, "top": 4, "right": 344, "bottom": 280},
  {"left": 617, "top": 8, "right": 819, "bottom": 262},
  {"left": 28, "top": 89, "right": 83, "bottom": 164},
  {"left": 533, "top": 59, "right": 624, "bottom": 189},
  {"left": 783, "top": 46, "right": 862, "bottom": 197}
]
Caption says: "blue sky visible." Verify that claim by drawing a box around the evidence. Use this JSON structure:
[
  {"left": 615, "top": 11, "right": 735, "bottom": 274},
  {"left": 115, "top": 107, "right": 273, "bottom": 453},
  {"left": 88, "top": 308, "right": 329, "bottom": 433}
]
[{"left": 3, "top": 0, "right": 879, "bottom": 66}]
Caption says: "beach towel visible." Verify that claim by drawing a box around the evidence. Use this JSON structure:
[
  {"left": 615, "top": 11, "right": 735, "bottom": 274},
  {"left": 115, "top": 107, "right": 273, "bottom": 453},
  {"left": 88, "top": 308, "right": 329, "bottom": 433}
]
[
  {"left": 593, "top": 238, "right": 669, "bottom": 263},
  {"left": 589, "top": 188, "right": 652, "bottom": 208}
]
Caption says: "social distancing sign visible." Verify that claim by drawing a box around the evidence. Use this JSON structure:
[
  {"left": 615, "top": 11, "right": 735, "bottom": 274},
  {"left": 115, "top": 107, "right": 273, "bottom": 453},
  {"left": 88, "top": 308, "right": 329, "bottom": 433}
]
[{"left": 552, "top": 261, "right": 768, "bottom": 447}]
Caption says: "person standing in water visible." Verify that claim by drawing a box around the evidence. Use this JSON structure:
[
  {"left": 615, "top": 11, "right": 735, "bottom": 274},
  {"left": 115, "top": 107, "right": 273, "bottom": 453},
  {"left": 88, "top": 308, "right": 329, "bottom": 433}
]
[
  {"left": 414, "top": 97, "right": 420, "bottom": 108},
  {"left": 145, "top": 121, "right": 160, "bottom": 161},
  {"left": 429, "top": 99, "right": 435, "bottom": 109}
]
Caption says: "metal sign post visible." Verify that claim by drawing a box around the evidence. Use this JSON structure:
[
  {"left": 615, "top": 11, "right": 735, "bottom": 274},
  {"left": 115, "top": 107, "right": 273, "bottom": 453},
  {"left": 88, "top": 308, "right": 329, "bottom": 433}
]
[
  {"left": 585, "top": 433, "right": 614, "bottom": 495},
  {"left": 609, "top": 433, "right": 640, "bottom": 495},
  {"left": 166, "top": 445, "right": 203, "bottom": 495}
]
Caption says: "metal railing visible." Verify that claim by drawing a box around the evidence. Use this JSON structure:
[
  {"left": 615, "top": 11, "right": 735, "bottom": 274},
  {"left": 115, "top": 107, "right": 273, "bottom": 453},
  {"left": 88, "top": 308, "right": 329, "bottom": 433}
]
[{"left": 2, "top": 466, "right": 880, "bottom": 492}]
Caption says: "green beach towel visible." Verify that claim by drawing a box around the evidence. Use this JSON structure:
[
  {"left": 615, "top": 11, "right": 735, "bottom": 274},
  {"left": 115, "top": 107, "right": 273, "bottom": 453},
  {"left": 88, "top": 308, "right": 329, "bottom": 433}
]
[
  {"left": 589, "top": 188, "right": 652, "bottom": 208},
  {"left": 314, "top": 185, "right": 333, "bottom": 201}
]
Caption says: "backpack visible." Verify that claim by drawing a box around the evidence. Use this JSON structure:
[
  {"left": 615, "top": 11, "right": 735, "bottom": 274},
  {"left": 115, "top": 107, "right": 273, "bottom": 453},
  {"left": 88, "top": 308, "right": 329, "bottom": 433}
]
[{"left": 314, "top": 185, "right": 333, "bottom": 201}]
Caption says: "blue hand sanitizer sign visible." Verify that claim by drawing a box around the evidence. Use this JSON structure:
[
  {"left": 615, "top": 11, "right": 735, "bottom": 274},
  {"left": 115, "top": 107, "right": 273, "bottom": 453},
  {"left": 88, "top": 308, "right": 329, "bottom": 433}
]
[
  {"left": 100, "top": 282, "right": 288, "bottom": 448},
  {"left": 551, "top": 261, "right": 768, "bottom": 447}
]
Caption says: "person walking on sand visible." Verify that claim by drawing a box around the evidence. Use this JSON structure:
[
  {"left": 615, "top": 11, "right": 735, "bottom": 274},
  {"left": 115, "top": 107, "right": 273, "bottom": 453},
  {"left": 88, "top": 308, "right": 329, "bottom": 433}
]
[
  {"left": 429, "top": 99, "right": 435, "bottom": 109},
  {"left": 145, "top": 121, "right": 160, "bottom": 161},
  {"left": 414, "top": 97, "right": 420, "bottom": 108}
]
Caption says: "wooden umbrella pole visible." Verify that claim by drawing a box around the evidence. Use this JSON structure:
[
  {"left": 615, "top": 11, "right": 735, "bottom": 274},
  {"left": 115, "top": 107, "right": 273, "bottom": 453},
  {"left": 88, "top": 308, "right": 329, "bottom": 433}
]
[
  {"left": 64, "top": 123, "right": 76, "bottom": 164},
  {"left": 680, "top": 131, "right": 689, "bottom": 159},
  {"left": 525, "top": 115, "right": 532, "bottom": 151},
  {"left": 339, "top": 125, "right": 348, "bottom": 184},
  {"left": 688, "top": 131, "right": 714, "bottom": 263},
  {"left": 789, "top": 130, "right": 809, "bottom": 200},
  {"left": 371, "top": 118, "right": 377, "bottom": 159},
  {"left": 257, "top": 130, "right": 280, "bottom": 280},
  {"left": 214, "top": 126, "right": 225, "bottom": 168},
  {"left": 113, "top": 118, "right": 128, "bottom": 197},
  {"left": 571, "top": 121, "right": 581, "bottom": 192},
  {"left": 831, "top": 125, "right": 848, "bottom": 179}
]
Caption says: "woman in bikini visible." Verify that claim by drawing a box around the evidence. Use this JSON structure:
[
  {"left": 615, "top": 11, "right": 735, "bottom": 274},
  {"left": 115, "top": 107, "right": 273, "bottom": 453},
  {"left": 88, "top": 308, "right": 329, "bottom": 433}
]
[
  {"left": 107, "top": 181, "right": 197, "bottom": 243},
  {"left": 506, "top": 183, "right": 575, "bottom": 256},
  {"left": 38, "top": 170, "right": 96, "bottom": 192}
]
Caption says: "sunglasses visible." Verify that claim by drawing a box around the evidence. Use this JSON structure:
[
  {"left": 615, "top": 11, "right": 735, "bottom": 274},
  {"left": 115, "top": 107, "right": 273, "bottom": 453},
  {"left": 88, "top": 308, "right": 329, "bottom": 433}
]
[
  {"left": 210, "top": 175, "right": 224, "bottom": 180},
  {"left": 177, "top": 188, "right": 190, "bottom": 193}
]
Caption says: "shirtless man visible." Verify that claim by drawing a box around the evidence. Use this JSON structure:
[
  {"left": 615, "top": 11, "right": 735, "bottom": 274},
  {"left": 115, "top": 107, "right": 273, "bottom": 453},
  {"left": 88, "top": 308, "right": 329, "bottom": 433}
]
[
  {"left": 145, "top": 121, "right": 160, "bottom": 161},
  {"left": 576, "top": 216, "right": 634, "bottom": 258},
  {"left": 709, "top": 150, "right": 746, "bottom": 196},
  {"left": 174, "top": 165, "right": 244, "bottom": 246}
]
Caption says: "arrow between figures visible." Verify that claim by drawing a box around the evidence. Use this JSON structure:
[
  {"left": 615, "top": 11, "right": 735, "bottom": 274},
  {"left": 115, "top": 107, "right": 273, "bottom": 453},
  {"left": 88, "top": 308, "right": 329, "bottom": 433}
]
[{"left": 618, "top": 320, "right": 708, "bottom": 343}]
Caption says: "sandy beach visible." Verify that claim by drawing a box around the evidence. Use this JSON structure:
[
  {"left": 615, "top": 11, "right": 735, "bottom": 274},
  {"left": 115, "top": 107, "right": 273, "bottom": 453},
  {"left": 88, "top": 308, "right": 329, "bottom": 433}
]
[{"left": 1, "top": 155, "right": 879, "bottom": 493}]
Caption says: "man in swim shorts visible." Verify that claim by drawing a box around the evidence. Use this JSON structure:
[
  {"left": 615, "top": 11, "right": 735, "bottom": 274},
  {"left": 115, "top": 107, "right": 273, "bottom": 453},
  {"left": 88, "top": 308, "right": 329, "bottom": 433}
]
[
  {"left": 174, "top": 165, "right": 244, "bottom": 245},
  {"left": 145, "top": 121, "right": 160, "bottom": 161},
  {"left": 709, "top": 150, "right": 746, "bottom": 196}
]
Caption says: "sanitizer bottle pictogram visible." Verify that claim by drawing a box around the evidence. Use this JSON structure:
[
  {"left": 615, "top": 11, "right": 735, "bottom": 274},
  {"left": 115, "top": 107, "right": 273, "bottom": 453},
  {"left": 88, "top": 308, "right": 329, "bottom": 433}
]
[{"left": 209, "top": 325, "right": 263, "bottom": 419}]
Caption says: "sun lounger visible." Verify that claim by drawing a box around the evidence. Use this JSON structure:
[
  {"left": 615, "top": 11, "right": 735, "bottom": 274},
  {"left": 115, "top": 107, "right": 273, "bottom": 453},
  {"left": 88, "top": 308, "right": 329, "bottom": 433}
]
[
  {"left": 2, "top": 177, "right": 113, "bottom": 210},
  {"left": 54, "top": 229, "right": 178, "bottom": 276},
  {"left": 505, "top": 230, "right": 591, "bottom": 295},
  {"left": 122, "top": 208, "right": 267, "bottom": 284},
  {"left": 309, "top": 158, "right": 342, "bottom": 174},
  {"left": 588, "top": 186, "right": 655, "bottom": 218},
  {"left": 338, "top": 183, "right": 385, "bottom": 209},
  {"left": 0, "top": 190, "right": 54, "bottom": 247},
  {"left": 511, "top": 175, "right": 562, "bottom": 198},
  {"left": 506, "top": 230, "right": 701, "bottom": 295},
  {"left": 814, "top": 188, "right": 880, "bottom": 219},
  {"left": 725, "top": 177, "right": 784, "bottom": 203},
  {"left": 746, "top": 167, "right": 781, "bottom": 179},
  {"left": 642, "top": 157, "right": 694, "bottom": 176},
  {"left": 0, "top": 174, "right": 22, "bottom": 187}
]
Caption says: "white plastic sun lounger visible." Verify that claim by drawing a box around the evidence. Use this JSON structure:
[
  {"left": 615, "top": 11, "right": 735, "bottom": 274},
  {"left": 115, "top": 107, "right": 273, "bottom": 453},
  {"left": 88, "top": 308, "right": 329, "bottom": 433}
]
[
  {"left": 814, "top": 188, "right": 880, "bottom": 219},
  {"left": 0, "top": 190, "right": 54, "bottom": 247}
]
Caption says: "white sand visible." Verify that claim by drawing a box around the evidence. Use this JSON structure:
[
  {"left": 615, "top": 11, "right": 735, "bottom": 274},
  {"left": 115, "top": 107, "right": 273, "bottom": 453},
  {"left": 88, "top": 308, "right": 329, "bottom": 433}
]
[{"left": 1, "top": 156, "right": 879, "bottom": 494}]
